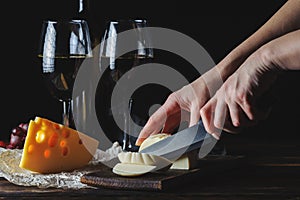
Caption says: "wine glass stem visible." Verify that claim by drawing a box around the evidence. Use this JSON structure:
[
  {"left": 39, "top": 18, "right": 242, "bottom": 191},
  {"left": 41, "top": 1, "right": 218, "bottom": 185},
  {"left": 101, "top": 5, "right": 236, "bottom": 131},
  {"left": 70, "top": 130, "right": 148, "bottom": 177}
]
[
  {"left": 123, "top": 98, "right": 134, "bottom": 151},
  {"left": 62, "top": 100, "right": 74, "bottom": 128}
]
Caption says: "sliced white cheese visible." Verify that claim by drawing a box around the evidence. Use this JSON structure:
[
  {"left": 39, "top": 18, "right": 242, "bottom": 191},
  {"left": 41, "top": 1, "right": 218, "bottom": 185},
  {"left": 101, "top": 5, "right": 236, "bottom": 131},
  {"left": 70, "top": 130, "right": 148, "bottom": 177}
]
[
  {"left": 170, "top": 155, "right": 190, "bottom": 170},
  {"left": 139, "top": 133, "right": 170, "bottom": 151},
  {"left": 138, "top": 133, "right": 199, "bottom": 170},
  {"left": 170, "top": 149, "right": 199, "bottom": 170},
  {"left": 113, "top": 163, "right": 156, "bottom": 177},
  {"left": 117, "top": 151, "right": 172, "bottom": 170}
]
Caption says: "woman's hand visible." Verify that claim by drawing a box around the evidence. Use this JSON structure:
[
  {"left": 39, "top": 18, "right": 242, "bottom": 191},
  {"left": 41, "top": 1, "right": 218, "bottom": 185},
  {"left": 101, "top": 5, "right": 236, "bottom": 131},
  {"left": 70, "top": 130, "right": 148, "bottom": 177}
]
[
  {"left": 200, "top": 30, "right": 300, "bottom": 138},
  {"left": 136, "top": 27, "right": 300, "bottom": 146},
  {"left": 135, "top": 76, "right": 212, "bottom": 146},
  {"left": 200, "top": 55, "right": 278, "bottom": 138}
]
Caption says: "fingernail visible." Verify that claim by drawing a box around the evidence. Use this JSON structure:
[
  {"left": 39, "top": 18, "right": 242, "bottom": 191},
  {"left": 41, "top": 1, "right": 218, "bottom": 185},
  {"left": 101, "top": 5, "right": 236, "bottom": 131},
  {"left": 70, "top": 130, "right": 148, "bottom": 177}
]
[
  {"left": 211, "top": 133, "right": 220, "bottom": 140},
  {"left": 135, "top": 138, "right": 142, "bottom": 146},
  {"left": 135, "top": 140, "right": 140, "bottom": 146},
  {"left": 233, "top": 121, "right": 240, "bottom": 127}
]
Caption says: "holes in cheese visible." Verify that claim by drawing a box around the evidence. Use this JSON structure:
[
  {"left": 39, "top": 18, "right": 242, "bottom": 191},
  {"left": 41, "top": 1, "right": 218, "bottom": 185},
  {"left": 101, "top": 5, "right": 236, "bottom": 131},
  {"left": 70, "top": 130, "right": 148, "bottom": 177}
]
[
  {"left": 19, "top": 116, "right": 99, "bottom": 174},
  {"left": 62, "top": 129, "right": 70, "bottom": 138},
  {"left": 44, "top": 149, "right": 51, "bottom": 158},
  {"left": 28, "top": 145, "right": 34, "bottom": 154},
  {"left": 35, "top": 130, "right": 45, "bottom": 143},
  {"left": 61, "top": 146, "right": 69, "bottom": 156},
  {"left": 48, "top": 132, "right": 59, "bottom": 147},
  {"left": 60, "top": 140, "right": 67, "bottom": 147}
]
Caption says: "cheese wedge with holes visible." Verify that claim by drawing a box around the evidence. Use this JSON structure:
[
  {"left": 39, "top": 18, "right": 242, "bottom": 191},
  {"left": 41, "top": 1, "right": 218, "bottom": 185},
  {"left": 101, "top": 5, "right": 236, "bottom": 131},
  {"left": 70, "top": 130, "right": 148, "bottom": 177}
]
[
  {"left": 139, "top": 133, "right": 199, "bottom": 170},
  {"left": 19, "top": 116, "right": 99, "bottom": 174}
]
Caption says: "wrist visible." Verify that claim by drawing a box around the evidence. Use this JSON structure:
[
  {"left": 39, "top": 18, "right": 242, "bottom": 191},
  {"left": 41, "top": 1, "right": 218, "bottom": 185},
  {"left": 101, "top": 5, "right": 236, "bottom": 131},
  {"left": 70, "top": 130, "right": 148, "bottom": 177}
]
[
  {"left": 215, "top": 46, "right": 252, "bottom": 81},
  {"left": 235, "top": 46, "right": 281, "bottom": 92},
  {"left": 254, "top": 45, "right": 283, "bottom": 73},
  {"left": 198, "top": 67, "right": 223, "bottom": 96}
]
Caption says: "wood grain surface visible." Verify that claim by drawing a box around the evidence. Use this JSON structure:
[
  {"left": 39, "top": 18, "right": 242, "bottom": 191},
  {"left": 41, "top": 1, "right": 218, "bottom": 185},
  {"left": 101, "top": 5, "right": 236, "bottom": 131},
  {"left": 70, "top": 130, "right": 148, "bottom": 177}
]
[{"left": 80, "top": 155, "right": 245, "bottom": 191}]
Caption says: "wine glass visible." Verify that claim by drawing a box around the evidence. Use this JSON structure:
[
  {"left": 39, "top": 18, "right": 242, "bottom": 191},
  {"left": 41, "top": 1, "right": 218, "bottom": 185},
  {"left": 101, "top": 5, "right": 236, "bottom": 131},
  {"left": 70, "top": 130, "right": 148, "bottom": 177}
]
[
  {"left": 95, "top": 19, "right": 154, "bottom": 151},
  {"left": 38, "top": 19, "right": 93, "bottom": 129}
]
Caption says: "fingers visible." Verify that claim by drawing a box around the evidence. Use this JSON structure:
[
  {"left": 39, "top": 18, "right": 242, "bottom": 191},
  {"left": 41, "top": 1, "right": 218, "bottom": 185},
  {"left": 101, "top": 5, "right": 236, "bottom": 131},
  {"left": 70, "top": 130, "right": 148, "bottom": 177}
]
[
  {"left": 213, "top": 99, "right": 227, "bottom": 129},
  {"left": 235, "top": 96, "right": 271, "bottom": 125},
  {"left": 189, "top": 104, "right": 201, "bottom": 127},
  {"left": 227, "top": 101, "right": 257, "bottom": 128},
  {"left": 236, "top": 98, "right": 255, "bottom": 121},
  {"left": 135, "top": 106, "right": 168, "bottom": 146},
  {"left": 200, "top": 98, "right": 221, "bottom": 140},
  {"left": 135, "top": 93, "right": 181, "bottom": 146},
  {"left": 200, "top": 94, "right": 255, "bottom": 138},
  {"left": 200, "top": 94, "right": 273, "bottom": 139}
]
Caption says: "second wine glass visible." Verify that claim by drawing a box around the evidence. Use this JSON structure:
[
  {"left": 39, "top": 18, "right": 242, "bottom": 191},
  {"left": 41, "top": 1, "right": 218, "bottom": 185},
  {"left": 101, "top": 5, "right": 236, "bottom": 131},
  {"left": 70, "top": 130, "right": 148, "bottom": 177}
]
[
  {"left": 38, "top": 19, "right": 93, "bottom": 129},
  {"left": 96, "top": 19, "right": 154, "bottom": 151}
]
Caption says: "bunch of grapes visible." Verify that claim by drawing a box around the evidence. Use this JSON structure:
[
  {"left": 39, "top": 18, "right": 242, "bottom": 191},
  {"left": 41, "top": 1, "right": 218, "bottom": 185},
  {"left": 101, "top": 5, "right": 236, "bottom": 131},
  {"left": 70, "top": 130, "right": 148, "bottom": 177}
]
[{"left": 0, "top": 123, "right": 29, "bottom": 149}]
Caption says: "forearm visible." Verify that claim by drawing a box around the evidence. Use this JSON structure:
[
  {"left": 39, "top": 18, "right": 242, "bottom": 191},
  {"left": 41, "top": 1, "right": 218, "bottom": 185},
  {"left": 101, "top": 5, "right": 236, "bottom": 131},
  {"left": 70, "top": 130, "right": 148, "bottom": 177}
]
[
  {"left": 260, "top": 29, "right": 300, "bottom": 71},
  {"left": 216, "top": 0, "right": 300, "bottom": 80}
]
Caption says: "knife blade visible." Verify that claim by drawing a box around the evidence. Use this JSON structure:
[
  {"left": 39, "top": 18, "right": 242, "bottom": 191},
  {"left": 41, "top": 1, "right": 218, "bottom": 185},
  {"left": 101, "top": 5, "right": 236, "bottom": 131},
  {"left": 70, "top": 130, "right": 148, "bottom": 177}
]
[{"left": 139, "top": 120, "right": 219, "bottom": 162}]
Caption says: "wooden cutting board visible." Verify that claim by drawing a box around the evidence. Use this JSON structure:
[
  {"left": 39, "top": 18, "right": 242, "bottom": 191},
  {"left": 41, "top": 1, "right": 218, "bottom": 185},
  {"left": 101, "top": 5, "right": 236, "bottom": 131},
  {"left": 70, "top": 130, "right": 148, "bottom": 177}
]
[{"left": 81, "top": 155, "right": 245, "bottom": 191}]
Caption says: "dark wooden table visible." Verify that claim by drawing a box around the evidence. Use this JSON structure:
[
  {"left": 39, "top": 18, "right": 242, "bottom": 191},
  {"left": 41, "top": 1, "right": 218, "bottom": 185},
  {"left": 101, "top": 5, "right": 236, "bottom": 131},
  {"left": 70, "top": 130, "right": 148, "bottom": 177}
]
[{"left": 1, "top": 135, "right": 300, "bottom": 200}]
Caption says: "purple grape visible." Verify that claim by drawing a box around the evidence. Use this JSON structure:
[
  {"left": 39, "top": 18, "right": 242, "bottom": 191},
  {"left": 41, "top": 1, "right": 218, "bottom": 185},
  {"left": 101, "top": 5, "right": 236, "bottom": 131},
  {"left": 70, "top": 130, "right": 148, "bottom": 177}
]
[
  {"left": 12, "top": 127, "right": 25, "bottom": 137},
  {"left": 6, "top": 144, "right": 15, "bottom": 149},
  {"left": 4, "top": 122, "right": 29, "bottom": 149},
  {"left": 19, "top": 123, "right": 29, "bottom": 132},
  {"left": 9, "top": 133, "right": 22, "bottom": 147},
  {"left": 0, "top": 140, "right": 7, "bottom": 148}
]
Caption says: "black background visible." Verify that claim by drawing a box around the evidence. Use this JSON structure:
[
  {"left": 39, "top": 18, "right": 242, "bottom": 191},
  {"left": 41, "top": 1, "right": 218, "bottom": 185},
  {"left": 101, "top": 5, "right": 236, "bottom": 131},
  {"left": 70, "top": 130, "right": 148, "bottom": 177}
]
[{"left": 1, "top": 0, "right": 299, "bottom": 142}]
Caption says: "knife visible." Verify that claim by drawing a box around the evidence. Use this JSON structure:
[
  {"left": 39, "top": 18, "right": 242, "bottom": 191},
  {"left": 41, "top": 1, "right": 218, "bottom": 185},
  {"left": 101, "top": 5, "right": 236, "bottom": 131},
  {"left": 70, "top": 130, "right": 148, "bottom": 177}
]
[{"left": 139, "top": 120, "right": 220, "bottom": 162}]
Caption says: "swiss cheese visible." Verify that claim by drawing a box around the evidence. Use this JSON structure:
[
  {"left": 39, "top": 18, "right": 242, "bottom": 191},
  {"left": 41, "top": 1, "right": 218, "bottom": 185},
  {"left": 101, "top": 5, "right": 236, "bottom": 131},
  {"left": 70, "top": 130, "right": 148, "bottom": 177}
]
[{"left": 19, "top": 116, "right": 99, "bottom": 174}]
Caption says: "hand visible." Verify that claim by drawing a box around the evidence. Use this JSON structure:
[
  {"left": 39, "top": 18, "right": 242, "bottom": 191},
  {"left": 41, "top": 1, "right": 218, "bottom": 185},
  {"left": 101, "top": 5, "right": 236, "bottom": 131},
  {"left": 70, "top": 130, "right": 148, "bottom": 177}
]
[
  {"left": 135, "top": 47, "right": 249, "bottom": 146},
  {"left": 135, "top": 77, "right": 212, "bottom": 146},
  {"left": 136, "top": 28, "right": 300, "bottom": 146},
  {"left": 200, "top": 29, "right": 300, "bottom": 138},
  {"left": 200, "top": 50, "right": 279, "bottom": 138}
]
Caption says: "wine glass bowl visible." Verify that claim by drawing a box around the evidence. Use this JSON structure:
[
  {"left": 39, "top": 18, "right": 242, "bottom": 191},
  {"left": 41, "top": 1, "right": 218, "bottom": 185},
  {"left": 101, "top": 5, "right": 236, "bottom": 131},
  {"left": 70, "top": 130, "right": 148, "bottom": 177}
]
[
  {"left": 38, "top": 19, "right": 92, "bottom": 128},
  {"left": 99, "top": 19, "right": 153, "bottom": 61}
]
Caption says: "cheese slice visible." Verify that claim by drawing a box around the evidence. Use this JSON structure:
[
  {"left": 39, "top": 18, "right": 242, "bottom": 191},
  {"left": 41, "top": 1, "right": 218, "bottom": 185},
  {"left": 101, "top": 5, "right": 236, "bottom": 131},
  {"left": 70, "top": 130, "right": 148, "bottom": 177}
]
[
  {"left": 169, "top": 149, "right": 199, "bottom": 170},
  {"left": 113, "top": 163, "right": 156, "bottom": 177},
  {"left": 138, "top": 133, "right": 170, "bottom": 151},
  {"left": 113, "top": 152, "right": 171, "bottom": 177},
  {"left": 19, "top": 116, "right": 99, "bottom": 174},
  {"left": 138, "top": 133, "right": 199, "bottom": 170},
  {"left": 117, "top": 151, "right": 172, "bottom": 169}
]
